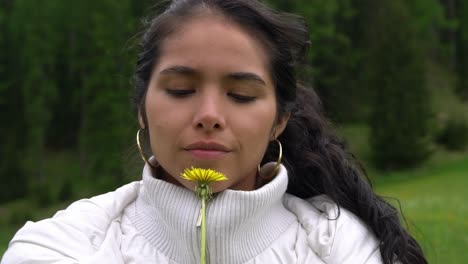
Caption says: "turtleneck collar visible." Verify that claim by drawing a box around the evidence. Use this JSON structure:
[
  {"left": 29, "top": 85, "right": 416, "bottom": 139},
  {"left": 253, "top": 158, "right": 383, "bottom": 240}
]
[{"left": 125, "top": 163, "right": 297, "bottom": 264}]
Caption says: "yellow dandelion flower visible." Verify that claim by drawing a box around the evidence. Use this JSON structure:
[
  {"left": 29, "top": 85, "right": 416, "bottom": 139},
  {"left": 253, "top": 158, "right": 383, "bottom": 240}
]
[
  {"left": 181, "top": 167, "right": 228, "bottom": 185},
  {"left": 180, "top": 167, "right": 228, "bottom": 264}
]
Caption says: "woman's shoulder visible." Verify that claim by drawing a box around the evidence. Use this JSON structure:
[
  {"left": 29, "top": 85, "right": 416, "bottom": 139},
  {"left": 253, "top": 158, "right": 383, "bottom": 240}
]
[
  {"left": 283, "top": 194, "right": 383, "bottom": 264},
  {"left": 1, "top": 181, "right": 141, "bottom": 263}
]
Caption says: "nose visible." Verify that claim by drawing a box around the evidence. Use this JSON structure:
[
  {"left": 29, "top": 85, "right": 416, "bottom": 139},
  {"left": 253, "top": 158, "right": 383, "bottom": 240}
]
[{"left": 192, "top": 92, "right": 226, "bottom": 131}]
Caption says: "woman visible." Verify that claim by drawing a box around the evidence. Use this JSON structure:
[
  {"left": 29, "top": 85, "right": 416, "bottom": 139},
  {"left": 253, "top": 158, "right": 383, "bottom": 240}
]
[{"left": 2, "top": 0, "right": 427, "bottom": 263}]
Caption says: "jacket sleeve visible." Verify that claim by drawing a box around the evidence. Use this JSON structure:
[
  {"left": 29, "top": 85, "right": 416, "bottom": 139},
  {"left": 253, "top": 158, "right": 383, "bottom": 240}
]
[
  {"left": 317, "top": 200, "right": 382, "bottom": 264},
  {"left": 1, "top": 182, "right": 140, "bottom": 264},
  {"left": 284, "top": 194, "right": 383, "bottom": 264}
]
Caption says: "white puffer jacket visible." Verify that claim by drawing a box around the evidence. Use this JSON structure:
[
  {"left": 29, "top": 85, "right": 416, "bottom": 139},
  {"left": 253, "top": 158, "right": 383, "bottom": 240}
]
[{"left": 2, "top": 164, "right": 383, "bottom": 264}]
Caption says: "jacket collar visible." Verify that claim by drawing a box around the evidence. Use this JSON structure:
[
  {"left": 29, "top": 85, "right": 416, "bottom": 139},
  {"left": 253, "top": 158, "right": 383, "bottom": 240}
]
[{"left": 126, "top": 163, "right": 296, "bottom": 264}]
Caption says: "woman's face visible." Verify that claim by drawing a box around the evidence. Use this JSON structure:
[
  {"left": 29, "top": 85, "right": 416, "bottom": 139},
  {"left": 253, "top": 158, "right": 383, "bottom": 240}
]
[{"left": 141, "top": 15, "right": 289, "bottom": 192}]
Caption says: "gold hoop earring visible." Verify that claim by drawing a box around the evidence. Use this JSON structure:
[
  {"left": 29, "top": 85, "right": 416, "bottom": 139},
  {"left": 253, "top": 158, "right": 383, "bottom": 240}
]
[
  {"left": 136, "top": 128, "right": 158, "bottom": 169},
  {"left": 258, "top": 139, "right": 283, "bottom": 180}
]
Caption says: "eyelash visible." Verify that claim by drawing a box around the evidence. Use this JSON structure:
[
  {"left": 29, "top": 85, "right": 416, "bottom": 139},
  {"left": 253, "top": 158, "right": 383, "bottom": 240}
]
[
  {"left": 165, "top": 89, "right": 194, "bottom": 98},
  {"left": 165, "top": 89, "right": 256, "bottom": 103},
  {"left": 227, "top": 92, "right": 256, "bottom": 103}
]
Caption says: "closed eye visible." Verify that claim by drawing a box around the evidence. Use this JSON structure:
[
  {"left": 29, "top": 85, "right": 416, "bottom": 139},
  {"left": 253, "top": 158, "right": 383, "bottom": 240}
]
[
  {"left": 228, "top": 92, "right": 256, "bottom": 103},
  {"left": 165, "top": 89, "right": 195, "bottom": 98}
]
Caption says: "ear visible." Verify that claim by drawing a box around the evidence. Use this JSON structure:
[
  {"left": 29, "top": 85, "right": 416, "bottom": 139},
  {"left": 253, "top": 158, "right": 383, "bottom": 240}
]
[
  {"left": 138, "top": 110, "right": 145, "bottom": 129},
  {"left": 271, "top": 112, "right": 290, "bottom": 139}
]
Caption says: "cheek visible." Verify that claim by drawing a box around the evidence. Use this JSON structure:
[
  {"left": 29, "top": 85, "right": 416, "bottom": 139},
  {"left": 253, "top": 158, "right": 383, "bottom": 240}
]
[
  {"left": 145, "top": 88, "right": 186, "bottom": 125},
  {"left": 144, "top": 92, "right": 184, "bottom": 149},
  {"left": 233, "top": 103, "right": 277, "bottom": 157},
  {"left": 251, "top": 100, "right": 277, "bottom": 135},
  {"left": 146, "top": 97, "right": 165, "bottom": 132}
]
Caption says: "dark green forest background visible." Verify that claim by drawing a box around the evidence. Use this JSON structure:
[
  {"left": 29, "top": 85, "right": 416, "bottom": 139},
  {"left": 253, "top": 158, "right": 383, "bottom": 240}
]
[
  {"left": 1, "top": 0, "right": 468, "bottom": 261},
  {"left": 1, "top": 0, "right": 467, "bottom": 218}
]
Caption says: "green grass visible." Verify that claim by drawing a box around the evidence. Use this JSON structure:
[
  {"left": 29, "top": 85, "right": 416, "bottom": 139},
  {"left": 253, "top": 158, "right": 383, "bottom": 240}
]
[
  {"left": 337, "top": 120, "right": 468, "bottom": 263},
  {"left": 0, "top": 226, "right": 17, "bottom": 258},
  {"left": 375, "top": 157, "right": 468, "bottom": 264}
]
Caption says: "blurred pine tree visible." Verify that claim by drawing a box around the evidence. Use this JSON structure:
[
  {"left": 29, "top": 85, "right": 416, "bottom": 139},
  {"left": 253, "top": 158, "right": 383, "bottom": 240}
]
[
  {"left": 366, "top": 0, "right": 432, "bottom": 169},
  {"left": 7, "top": 0, "right": 62, "bottom": 190},
  {"left": 455, "top": 0, "right": 468, "bottom": 100},
  {"left": 77, "top": 0, "right": 138, "bottom": 189},
  {"left": 0, "top": 0, "right": 28, "bottom": 202}
]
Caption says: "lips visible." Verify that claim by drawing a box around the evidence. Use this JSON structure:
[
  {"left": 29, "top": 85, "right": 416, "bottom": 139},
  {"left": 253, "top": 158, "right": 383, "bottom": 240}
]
[
  {"left": 184, "top": 141, "right": 231, "bottom": 159},
  {"left": 185, "top": 142, "right": 230, "bottom": 151}
]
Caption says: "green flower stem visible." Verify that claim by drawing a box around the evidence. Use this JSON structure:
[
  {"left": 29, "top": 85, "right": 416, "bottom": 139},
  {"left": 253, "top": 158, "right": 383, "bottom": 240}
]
[
  {"left": 201, "top": 195, "right": 207, "bottom": 264},
  {"left": 181, "top": 168, "right": 227, "bottom": 264}
]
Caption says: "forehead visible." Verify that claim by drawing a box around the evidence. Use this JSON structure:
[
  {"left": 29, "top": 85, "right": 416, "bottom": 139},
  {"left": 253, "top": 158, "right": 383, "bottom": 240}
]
[{"left": 155, "top": 15, "right": 271, "bottom": 77}]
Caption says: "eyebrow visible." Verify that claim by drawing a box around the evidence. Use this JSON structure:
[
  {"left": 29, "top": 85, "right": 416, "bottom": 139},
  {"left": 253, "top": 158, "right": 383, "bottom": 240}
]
[
  {"left": 158, "top": 65, "right": 266, "bottom": 86},
  {"left": 226, "top": 72, "right": 266, "bottom": 86},
  {"left": 159, "top": 66, "right": 197, "bottom": 76}
]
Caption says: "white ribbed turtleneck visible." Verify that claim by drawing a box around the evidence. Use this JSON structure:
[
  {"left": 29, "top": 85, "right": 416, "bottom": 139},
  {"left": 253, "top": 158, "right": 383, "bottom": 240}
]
[{"left": 124, "top": 164, "right": 297, "bottom": 264}]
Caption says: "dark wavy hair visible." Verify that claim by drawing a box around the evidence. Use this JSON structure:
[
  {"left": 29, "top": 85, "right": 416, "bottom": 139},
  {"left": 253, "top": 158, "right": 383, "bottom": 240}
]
[{"left": 133, "top": 1, "right": 427, "bottom": 263}]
